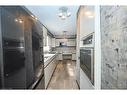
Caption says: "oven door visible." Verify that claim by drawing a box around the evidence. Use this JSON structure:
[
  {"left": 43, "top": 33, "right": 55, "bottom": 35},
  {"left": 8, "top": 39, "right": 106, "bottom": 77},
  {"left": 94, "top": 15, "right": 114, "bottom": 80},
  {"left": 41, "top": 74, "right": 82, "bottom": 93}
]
[{"left": 80, "top": 47, "right": 94, "bottom": 85}]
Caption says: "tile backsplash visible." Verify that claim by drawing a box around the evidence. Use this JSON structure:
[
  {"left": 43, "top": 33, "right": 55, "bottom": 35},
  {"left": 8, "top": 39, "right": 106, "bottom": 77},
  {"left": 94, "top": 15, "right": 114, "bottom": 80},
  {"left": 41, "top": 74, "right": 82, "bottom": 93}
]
[{"left": 101, "top": 6, "right": 127, "bottom": 89}]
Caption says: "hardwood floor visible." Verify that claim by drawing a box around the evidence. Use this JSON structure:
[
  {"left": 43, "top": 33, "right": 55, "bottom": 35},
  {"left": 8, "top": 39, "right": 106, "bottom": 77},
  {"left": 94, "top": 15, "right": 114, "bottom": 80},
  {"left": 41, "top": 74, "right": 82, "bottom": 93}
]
[{"left": 47, "top": 60, "right": 79, "bottom": 89}]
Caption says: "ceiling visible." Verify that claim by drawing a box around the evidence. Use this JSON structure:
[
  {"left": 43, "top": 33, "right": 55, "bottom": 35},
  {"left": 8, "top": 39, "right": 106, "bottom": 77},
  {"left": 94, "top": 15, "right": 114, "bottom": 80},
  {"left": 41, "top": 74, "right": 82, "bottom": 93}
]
[{"left": 25, "top": 6, "right": 79, "bottom": 35}]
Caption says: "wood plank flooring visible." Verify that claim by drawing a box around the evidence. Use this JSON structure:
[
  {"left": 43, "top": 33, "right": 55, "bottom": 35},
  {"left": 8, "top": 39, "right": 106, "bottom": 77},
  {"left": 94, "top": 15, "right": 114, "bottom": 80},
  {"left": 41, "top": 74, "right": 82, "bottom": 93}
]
[{"left": 47, "top": 60, "right": 79, "bottom": 90}]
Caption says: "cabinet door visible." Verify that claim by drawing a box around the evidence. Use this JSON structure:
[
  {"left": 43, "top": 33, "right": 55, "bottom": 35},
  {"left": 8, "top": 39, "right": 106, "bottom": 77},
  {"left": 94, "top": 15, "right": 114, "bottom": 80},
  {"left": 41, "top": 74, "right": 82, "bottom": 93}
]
[
  {"left": 44, "top": 61, "right": 54, "bottom": 88},
  {"left": 57, "top": 53, "right": 62, "bottom": 60},
  {"left": 1, "top": 7, "right": 26, "bottom": 89},
  {"left": 44, "top": 56, "right": 57, "bottom": 88},
  {"left": 55, "top": 39, "right": 59, "bottom": 46},
  {"left": 72, "top": 53, "right": 76, "bottom": 60}
]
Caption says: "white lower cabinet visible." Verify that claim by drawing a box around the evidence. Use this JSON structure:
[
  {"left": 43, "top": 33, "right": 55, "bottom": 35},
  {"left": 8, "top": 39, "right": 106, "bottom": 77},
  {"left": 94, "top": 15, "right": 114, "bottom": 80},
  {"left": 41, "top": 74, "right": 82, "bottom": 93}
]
[
  {"left": 57, "top": 53, "right": 62, "bottom": 60},
  {"left": 44, "top": 56, "right": 57, "bottom": 88},
  {"left": 72, "top": 53, "right": 76, "bottom": 60}
]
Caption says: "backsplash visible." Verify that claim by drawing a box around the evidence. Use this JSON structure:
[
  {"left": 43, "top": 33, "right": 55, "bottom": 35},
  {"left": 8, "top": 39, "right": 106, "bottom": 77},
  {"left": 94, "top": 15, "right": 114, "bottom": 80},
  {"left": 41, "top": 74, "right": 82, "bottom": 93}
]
[{"left": 101, "top": 6, "right": 127, "bottom": 89}]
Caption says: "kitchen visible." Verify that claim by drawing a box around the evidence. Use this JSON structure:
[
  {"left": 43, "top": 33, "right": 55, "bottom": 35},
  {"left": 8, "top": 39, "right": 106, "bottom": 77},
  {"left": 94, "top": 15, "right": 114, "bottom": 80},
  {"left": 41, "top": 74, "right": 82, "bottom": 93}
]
[
  {"left": 27, "top": 5, "right": 97, "bottom": 89},
  {"left": 28, "top": 6, "right": 79, "bottom": 89},
  {"left": 0, "top": 5, "right": 127, "bottom": 90},
  {"left": 0, "top": 5, "right": 95, "bottom": 89}
]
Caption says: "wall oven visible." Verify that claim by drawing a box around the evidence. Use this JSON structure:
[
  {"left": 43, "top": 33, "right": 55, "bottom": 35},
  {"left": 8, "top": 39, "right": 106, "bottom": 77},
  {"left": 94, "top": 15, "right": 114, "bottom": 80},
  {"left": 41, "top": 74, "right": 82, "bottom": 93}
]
[{"left": 80, "top": 33, "right": 94, "bottom": 85}]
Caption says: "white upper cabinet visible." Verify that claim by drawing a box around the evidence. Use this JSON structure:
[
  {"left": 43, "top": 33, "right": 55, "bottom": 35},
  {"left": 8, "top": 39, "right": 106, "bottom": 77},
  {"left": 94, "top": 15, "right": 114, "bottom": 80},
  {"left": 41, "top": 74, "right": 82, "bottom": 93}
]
[
  {"left": 52, "top": 38, "right": 56, "bottom": 47},
  {"left": 55, "top": 38, "right": 76, "bottom": 47},
  {"left": 43, "top": 26, "right": 48, "bottom": 46},
  {"left": 47, "top": 35, "right": 52, "bottom": 47},
  {"left": 79, "top": 6, "right": 95, "bottom": 40},
  {"left": 67, "top": 39, "right": 76, "bottom": 46}
]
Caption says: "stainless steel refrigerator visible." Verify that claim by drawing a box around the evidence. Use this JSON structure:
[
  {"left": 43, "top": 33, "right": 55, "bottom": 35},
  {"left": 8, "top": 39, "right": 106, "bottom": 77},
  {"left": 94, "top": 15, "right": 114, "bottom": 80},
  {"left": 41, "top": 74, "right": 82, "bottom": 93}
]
[{"left": 0, "top": 6, "right": 44, "bottom": 89}]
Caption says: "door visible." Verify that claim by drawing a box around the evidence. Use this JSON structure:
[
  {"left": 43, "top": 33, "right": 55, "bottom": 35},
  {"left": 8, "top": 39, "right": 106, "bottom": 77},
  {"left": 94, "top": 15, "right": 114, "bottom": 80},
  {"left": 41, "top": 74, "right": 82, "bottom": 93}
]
[{"left": 1, "top": 6, "right": 26, "bottom": 89}]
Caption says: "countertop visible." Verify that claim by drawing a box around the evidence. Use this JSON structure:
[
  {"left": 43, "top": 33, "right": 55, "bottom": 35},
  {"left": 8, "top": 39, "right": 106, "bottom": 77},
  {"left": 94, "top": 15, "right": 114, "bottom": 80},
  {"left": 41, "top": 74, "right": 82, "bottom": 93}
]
[{"left": 44, "top": 53, "right": 57, "bottom": 68}]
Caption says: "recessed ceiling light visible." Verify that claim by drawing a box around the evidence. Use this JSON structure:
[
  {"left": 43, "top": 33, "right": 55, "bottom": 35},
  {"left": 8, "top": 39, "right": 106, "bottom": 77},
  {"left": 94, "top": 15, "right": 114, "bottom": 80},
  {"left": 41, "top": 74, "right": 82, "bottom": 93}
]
[
  {"left": 85, "top": 11, "right": 94, "bottom": 18},
  {"left": 31, "top": 15, "right": 34, "bottom": 18},
  {"left": 85, "top": 11, "right": 92, "bottom": 16},
  {"left": 35, "top": 17, "right": 38, "bottom": 20},
  {"left": 88, "top": 15, "right": 94, "bottom": 18}
]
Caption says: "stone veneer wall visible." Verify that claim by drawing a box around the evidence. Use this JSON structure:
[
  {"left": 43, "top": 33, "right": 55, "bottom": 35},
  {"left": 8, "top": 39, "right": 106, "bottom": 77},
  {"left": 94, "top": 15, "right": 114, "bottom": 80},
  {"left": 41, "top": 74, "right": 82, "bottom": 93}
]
[{"left": 101, "top": 6, "right": 127, "bottom": 89}]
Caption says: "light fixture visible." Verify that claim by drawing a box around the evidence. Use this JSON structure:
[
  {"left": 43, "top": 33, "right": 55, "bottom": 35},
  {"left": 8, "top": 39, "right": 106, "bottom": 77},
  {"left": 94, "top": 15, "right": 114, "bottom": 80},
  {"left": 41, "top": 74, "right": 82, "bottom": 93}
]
[
  {"left": 35, "top": 17, "right": 38, "bottom": 20},
  {"left": 63, "top": 31, "right": 67, "bottom": 38},
  {"left": 31, "top": 15, "right": 34, "bottom": 18},
  {"left": 14, "top": 10, "right": 24, "bottom": 24},
  {"left": 15, "top": 18, "right": 18, "bottom": 22},
  {"left": 58, "top": 7, "right": 71, "bottom": 20},
  {"left": 19, "top": 18, "right": 23, "bottom": 23}
]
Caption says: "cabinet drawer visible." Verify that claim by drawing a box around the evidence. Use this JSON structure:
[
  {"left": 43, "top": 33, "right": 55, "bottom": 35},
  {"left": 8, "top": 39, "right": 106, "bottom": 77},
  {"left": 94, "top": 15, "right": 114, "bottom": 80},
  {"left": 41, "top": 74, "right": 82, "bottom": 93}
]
[{"left": 44, "top": 56, "right": 57, "bottom": 88}]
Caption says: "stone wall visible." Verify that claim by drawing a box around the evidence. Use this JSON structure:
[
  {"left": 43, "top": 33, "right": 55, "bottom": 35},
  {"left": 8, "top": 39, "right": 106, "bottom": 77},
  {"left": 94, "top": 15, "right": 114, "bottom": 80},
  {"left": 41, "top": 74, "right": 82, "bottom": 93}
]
[{"left": 101, "top": 6, "right": 127, "bottom": 89}]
